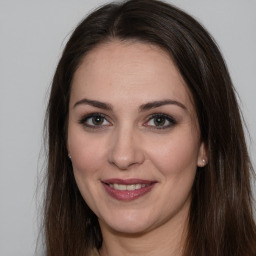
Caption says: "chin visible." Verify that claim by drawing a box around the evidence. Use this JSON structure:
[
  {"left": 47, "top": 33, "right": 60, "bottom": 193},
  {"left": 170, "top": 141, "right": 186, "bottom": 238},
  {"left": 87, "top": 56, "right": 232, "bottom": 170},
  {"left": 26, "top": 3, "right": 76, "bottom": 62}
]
[{"left": 99, "top": 211, "right": 156, "bottom": 235}]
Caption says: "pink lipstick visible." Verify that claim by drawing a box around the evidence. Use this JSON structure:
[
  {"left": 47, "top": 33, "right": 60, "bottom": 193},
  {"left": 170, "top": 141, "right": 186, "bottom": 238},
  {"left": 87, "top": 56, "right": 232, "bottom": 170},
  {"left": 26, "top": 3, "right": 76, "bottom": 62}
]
[{"left": 101, "top": 179, "right": 156, "bottom": 201}]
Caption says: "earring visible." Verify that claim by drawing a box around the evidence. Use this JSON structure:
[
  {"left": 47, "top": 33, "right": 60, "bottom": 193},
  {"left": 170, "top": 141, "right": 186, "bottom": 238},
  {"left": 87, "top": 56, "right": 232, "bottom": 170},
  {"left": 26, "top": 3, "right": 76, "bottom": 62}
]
[
  {"left": 68, "top": 154, "right": 71, "bottom": 159},
  {"left": 198, "top": 158, "right": 207, "bottom": 167},
  {"left": 201, "top": 158, "right": 207, "bottom": 166}
]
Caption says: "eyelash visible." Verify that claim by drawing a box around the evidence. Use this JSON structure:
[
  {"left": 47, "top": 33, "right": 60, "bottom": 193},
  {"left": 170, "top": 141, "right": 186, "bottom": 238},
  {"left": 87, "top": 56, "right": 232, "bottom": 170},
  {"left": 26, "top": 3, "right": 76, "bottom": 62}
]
[
  {"left": 144, "top": 113, "right": 177, "bottom": 129},
  {"left": 79, "top": 113, "right": 177, "bottom": 130},
  {"left": 79, "top": 113, "right": 111, "bottom": 129}
]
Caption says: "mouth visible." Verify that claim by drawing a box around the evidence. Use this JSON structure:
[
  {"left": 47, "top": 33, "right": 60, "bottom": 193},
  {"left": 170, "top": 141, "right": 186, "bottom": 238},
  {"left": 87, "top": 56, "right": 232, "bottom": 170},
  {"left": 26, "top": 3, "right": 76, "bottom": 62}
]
[
  {"left": 101, "top": 179, "right": 156, "bottom": 201},
  {"left": 108, "top": 183, "right": 150, "bottom": 191}
]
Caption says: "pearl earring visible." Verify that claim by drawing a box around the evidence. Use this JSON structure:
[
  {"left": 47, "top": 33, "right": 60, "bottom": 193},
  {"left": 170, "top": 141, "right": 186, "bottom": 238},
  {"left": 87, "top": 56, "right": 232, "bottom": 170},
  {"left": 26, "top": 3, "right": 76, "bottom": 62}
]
[
  {"left": 201, "top": 158, "right": 207, "bottom": 166},
  {"left": 198, "top": 158, "right": 207, "bottom": 167},
  {"left": 68, "top": 154, "right": 71, "bottom": 159}
]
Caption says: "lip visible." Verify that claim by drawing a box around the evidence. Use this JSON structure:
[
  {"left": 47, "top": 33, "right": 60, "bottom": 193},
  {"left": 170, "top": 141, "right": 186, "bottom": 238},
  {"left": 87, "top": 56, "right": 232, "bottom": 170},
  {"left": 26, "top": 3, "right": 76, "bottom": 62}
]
[
  {"left": 101, "top": 178, "right": 157, "bottom": 201},
  {"left": 102, "top": 178, "right": 154, "bottom": 185}
]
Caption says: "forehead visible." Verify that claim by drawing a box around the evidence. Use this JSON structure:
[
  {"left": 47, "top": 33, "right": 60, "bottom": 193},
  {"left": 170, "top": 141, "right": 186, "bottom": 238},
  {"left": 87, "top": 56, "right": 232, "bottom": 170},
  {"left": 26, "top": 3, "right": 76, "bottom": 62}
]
[{"left": 71, "top": 40, "right": 194, "bottom": 112}]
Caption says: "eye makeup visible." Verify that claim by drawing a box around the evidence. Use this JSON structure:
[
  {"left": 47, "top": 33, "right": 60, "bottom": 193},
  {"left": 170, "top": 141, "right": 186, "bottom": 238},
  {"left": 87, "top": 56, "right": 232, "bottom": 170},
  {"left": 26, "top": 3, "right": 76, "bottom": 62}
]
[
  {"left": 144, "top": 113, "right": 177, "bottom": 130},
  {"left": 78, "top": 113, "right": 111, "bottom": 129},
  {"left": 78, "top": 112, "right": 177, "bottom": 131}
]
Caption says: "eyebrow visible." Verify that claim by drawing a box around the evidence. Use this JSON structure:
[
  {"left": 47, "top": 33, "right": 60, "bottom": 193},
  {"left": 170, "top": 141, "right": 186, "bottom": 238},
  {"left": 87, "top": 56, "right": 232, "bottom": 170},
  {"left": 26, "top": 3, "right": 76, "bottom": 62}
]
[
  {"left": 73, "top": 98, "right": 113, "bottom": 110},
  {"left": 139, "top": 99, "right": 186, "bottom": 112},
  {"left": 73, "top": 98, "right": 186, "bottom": 111}
]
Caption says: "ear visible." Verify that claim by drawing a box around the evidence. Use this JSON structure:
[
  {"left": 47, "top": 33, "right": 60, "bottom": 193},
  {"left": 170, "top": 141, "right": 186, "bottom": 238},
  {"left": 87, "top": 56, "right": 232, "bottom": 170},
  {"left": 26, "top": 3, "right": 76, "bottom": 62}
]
[
  {"left": 67, "top": 143, "right": 71, "bottom": 159},
  {"left": 197, "top": 142, "right": 208, "bottom": 167}
]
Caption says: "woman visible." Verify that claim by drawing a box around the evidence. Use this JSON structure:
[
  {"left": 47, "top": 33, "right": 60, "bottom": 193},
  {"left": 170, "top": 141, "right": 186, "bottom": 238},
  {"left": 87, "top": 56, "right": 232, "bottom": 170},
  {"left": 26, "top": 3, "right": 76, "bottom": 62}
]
[{"left": 44, "top": 0, "right": 256, "bottom": 255}]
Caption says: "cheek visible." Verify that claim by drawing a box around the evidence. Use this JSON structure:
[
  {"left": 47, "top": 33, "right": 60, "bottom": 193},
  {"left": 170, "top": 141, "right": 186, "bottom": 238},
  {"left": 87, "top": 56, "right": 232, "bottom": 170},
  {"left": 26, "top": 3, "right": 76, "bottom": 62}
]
[
  {"left": 68, "top": 128, "right": 107, "bottom": 178},
  {"left": 146, "top": 133, "right": 199, "bottom": 213},
  {"left": 68, "top": 129, "right": 107, "bottom": 208},
  {"left": 146, "top": 131, "right": 200, "bottom": 178}
]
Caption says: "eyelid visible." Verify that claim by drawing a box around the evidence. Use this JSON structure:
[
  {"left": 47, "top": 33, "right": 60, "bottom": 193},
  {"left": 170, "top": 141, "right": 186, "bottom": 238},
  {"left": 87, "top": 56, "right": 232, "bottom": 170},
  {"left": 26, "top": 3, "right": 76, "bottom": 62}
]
[
  {"left": 143, "top": 113, "right": 177, "bottom": 129},
  {"left": 79, "top": 112, "right": 112, "bottom": 128},
  {"left": 78, "top": 112, "right": 176, "bottom": 130}
]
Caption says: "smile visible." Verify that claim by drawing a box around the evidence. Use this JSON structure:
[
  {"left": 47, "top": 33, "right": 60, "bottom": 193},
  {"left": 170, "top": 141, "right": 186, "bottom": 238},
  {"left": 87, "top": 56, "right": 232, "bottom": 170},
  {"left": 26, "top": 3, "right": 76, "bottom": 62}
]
[
  {"left": 109, "top": 183, "right": 149, "bottom": 191},
  {"left": 102, "top": 179, "right": 156, "bottom": 201}
]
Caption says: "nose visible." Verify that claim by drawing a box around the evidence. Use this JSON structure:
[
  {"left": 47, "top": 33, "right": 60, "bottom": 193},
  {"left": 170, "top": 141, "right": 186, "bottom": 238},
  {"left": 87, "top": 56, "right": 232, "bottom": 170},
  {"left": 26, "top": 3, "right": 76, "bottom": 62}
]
[{"left": 108, "top": 126, "right": 145, "bottom": 170}]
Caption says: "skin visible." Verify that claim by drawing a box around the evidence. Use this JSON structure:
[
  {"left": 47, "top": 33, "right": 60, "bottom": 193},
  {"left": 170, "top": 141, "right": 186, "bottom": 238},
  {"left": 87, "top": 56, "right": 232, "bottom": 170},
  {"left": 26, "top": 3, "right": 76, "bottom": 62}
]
[{"left": 67, "top": 41, "right": 207, "bottom": 256}]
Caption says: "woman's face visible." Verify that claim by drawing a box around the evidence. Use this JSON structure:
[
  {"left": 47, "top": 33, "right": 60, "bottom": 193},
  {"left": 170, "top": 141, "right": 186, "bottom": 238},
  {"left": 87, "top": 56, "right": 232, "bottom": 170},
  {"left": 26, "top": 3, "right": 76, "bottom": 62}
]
[{"left": 68, "top": 41, "right": 206, "bottom": 235}]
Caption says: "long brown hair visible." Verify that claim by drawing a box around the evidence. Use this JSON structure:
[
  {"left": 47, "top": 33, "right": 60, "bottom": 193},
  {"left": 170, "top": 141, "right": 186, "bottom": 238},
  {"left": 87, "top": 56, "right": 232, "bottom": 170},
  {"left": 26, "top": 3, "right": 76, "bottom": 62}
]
[{"left": 44, "top": 0, "right": 256, "bottom": 255}]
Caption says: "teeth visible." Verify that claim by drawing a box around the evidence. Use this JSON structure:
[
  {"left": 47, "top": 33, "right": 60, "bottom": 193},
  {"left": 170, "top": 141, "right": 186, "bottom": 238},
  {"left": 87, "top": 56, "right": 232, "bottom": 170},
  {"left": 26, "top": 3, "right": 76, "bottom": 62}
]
[
  {"left": 127, "top": 184, "right": 135, "bottom": 191},
  {"left": 114, "top": 184, "right": 126, "bottom": 190},
  {"left": 135, "top": 184, "right": 141, "bottom": 189},
  {"left": 109, "top": 183, "right": 149, "bottom": 191}
]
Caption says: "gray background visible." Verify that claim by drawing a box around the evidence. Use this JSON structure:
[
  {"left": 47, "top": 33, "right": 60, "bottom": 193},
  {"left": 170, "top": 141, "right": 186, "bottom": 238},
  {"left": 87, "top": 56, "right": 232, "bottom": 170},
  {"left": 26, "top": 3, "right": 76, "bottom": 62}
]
[{"left": 0, "top": 0, "right": 255, "bottom": 255}]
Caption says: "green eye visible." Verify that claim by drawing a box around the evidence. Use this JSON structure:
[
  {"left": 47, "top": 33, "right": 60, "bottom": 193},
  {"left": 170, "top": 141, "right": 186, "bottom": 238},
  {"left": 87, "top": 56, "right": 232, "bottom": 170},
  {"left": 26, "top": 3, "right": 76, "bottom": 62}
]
[
  {"left": 79, "top": 113, "right": 111, "bottom": 128},
  {"left": 91, "top": 116, "right": 104, "bottom": 125},
  {"left": 145, "top": 114, "right": 176, "bottom": 129},
  {"left": 153, "top": 116, "right": 167, "bottom": 126}
]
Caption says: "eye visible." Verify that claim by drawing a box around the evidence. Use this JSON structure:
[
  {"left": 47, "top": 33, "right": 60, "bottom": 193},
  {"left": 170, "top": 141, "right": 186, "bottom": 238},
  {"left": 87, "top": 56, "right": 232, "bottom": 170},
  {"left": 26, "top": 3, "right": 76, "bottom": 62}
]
[
  {"left": 145, "top": 114, "right": 176, "bottom": 129},
  {"left": 79, "top": 113, "right": 111, "bottom": 128}
]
